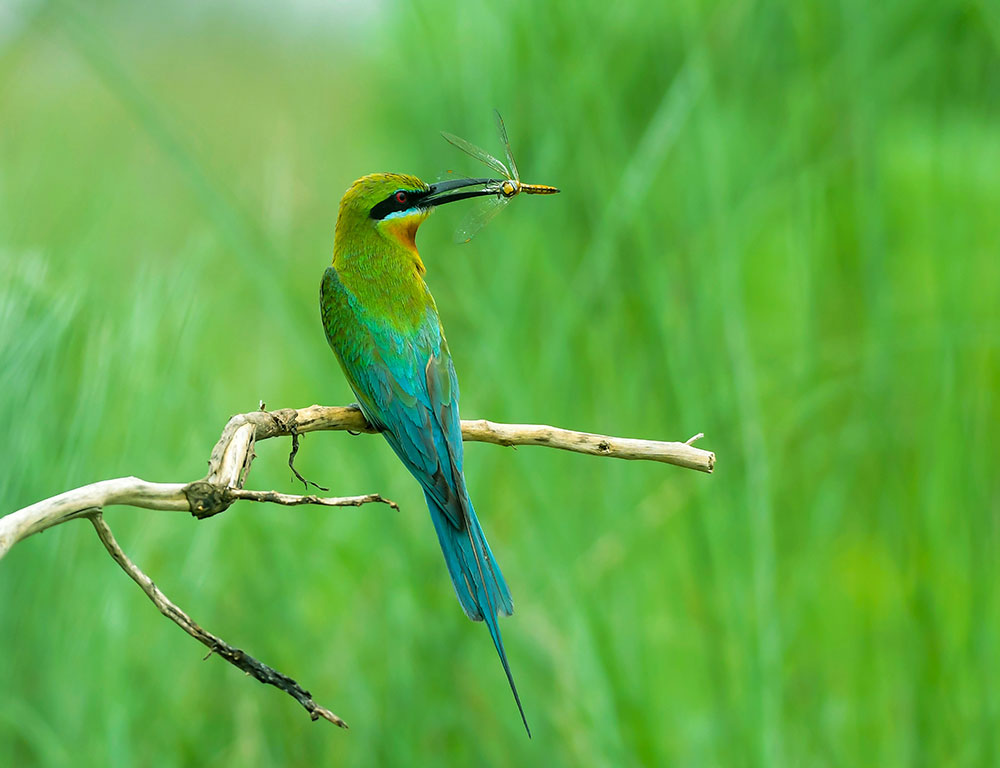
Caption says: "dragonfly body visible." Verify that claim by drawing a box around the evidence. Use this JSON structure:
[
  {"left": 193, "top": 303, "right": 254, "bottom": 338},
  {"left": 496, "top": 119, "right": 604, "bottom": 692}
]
[
  {"left": 442, "top": 110, "right": 559, "bottom": 241},
  {"left": 493, "top": 178, "right": 560, "bottom": 198}
]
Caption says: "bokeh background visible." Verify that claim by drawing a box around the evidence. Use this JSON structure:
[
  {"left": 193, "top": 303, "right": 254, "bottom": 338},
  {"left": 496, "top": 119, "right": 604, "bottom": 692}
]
[{"left": 2, "top": 0, "right": 999, "bottom": 765}]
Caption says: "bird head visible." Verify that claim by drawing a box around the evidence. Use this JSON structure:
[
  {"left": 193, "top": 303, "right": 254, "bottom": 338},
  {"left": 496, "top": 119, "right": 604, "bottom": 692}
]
[{"left": 334, "top": 172, "right": 494, "bottom": 254}]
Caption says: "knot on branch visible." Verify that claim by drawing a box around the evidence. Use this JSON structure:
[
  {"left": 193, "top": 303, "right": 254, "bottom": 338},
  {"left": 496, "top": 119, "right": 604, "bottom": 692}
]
[
  {"left": 184, "top": 481, "right": 233, "bottom": 519},
  {"left": 267, "top": 407, "right": 300, "bottom": 436}
]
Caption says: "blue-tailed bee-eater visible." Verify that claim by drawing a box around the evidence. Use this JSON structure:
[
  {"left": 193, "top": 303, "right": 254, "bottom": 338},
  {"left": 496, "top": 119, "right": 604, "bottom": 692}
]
[{"left": 320, "top": 131, "right": 557, "bottom": 735}]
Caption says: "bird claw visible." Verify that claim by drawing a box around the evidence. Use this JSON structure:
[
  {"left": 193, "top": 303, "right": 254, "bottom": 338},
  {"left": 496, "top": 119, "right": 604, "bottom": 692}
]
[{"left": 345, "top": 402, "right": 381, "bottom": 434}]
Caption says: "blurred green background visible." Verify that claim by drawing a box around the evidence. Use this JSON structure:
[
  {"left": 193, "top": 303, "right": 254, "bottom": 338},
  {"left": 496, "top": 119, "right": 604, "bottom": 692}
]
[{"left": 2, "top": 0, "right": 998, "bottom": 765}]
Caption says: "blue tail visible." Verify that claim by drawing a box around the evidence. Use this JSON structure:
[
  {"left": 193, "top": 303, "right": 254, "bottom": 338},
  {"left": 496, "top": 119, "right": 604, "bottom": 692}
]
[{"left": 425, "top": 492, "right": 531, "bottom": 736}]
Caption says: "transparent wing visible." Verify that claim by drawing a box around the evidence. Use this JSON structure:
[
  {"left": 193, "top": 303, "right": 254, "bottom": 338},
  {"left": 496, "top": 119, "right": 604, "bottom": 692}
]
[
  {"left": 493, "top": 110, "right": 519, "bottom": 183},
  {"left": 453, "top": 195, "right": 510, "bottom": 243},
  {"left": 441, "top": 131, "right": 511, "bottom": 179}
]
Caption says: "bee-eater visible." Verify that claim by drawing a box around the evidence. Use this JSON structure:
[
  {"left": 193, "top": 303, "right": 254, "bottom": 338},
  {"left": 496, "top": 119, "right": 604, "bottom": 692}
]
[{"left": 320, "top": 173, "right": 531, "bottom": 734}]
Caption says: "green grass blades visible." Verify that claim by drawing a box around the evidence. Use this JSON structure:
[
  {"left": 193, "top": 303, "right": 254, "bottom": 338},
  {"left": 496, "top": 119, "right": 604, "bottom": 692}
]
[{"left": 1, "top": 0, "right": 999, "bottom": 765}]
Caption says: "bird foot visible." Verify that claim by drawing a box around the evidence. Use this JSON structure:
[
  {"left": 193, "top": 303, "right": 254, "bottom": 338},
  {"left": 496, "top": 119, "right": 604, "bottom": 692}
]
[{"left": 345, "top": 402, "right": 382, "bottom": 434}]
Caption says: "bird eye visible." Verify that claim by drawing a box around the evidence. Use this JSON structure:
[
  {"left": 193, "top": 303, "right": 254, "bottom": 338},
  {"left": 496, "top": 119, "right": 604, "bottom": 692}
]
[{"left": 395, "top": 190, "right": 408, "bottom": 205}]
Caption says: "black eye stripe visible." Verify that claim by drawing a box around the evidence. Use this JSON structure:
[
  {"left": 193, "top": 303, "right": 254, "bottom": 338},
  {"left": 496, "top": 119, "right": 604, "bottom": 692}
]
[{"left": 370, "top": 188, "right": 429, "bottom": 220}]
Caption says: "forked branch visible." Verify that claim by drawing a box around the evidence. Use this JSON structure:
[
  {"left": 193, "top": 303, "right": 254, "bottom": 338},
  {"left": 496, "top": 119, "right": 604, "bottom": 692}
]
[{"left": 0, "top": 403, "right": 715, "bottom": 728}]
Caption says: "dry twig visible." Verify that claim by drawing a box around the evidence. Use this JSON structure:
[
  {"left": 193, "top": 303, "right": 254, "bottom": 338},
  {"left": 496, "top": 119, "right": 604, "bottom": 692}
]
[
  {"left": 87, "top": 511, "right": 347, "bottom": 727},
  {"left": 0, "top": 403, "right": 715, "bottom": 728}
]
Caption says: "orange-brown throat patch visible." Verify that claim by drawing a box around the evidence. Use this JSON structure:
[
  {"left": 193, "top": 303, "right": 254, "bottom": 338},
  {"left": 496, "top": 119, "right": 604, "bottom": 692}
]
[{"left": 381, "top": 212, "right": 429, "bottom": 272}]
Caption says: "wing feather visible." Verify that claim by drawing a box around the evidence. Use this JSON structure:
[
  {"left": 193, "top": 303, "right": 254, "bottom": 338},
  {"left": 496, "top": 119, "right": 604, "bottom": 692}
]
[{"left": 322, "top": 269, "right": 466, "bottom": 528}]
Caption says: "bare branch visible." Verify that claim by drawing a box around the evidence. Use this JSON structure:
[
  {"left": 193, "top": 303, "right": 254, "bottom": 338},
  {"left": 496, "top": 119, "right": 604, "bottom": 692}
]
[
  {"left": 205, "top": 404, "right": 715, "bottom": 479},
  {"left": 87, "top": 512, "right": 348, "bottom": 728},
  {"left": 461, "top": 419, "right": 715, "bottom": 473},
  {"left": 1, "top": 402, "right": 714, "bottom": 728},
  {"left": 2, "top": 405, "right": 713, "bottom": 558},
  {"left": 0, "top": 478, "right": 394, "bottom": 558},
  {"left": 1, "top": 477, "right": 189, "bottom": 557},
  {"left": 226, "top": 488, "right": 398, "bottom": 511}
]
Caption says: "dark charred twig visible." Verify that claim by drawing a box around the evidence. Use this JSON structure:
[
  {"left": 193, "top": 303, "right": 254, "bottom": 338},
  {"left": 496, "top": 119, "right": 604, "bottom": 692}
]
[
  {"left": 287, "top": 429, "right": 329, "bottom": 492},
  {"left": 87, "top": 512, "right": 348, "bottom": 728}
]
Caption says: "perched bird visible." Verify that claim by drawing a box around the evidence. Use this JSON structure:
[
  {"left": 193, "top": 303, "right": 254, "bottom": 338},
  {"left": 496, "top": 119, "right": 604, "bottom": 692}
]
[{"left": 320, "top": 172, "right": 533, "bottom": 734}]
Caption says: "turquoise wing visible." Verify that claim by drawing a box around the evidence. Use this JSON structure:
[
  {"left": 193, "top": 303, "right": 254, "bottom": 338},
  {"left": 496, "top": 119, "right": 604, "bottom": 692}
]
[
  {"left": 320, "top": 266, "right": 524, "bottom": 731},
  {"left": 320, "top": 267, "right": 467, "bottom": 528}
]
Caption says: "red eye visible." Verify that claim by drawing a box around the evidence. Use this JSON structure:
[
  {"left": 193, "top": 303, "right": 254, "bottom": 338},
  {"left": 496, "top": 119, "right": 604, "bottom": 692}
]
[{"left": 395, "top": 191, "right": 408, "bottom": 204}]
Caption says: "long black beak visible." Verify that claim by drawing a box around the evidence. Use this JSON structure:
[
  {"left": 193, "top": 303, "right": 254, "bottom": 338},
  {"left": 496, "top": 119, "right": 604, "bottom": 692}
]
[{"left": 422, "top": 177, "right": 497, "bottom": 207}]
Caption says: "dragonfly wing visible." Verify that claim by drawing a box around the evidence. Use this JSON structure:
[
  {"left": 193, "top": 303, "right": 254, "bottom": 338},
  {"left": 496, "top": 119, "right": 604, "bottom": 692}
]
[
  {"left": 441, "top": 131, "right": 510, "bottom": 179},
  {"left": 453, "top": 195, "right": 509, "bottom": 243},
  {"left": 493, "top": 110, "right": 519, "bottom": 183}
]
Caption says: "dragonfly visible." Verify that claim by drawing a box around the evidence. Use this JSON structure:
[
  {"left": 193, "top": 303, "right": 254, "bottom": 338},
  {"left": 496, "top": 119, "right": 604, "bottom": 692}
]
[{"left": 441, "top": 110, "right": 559, "bottom": 242}]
